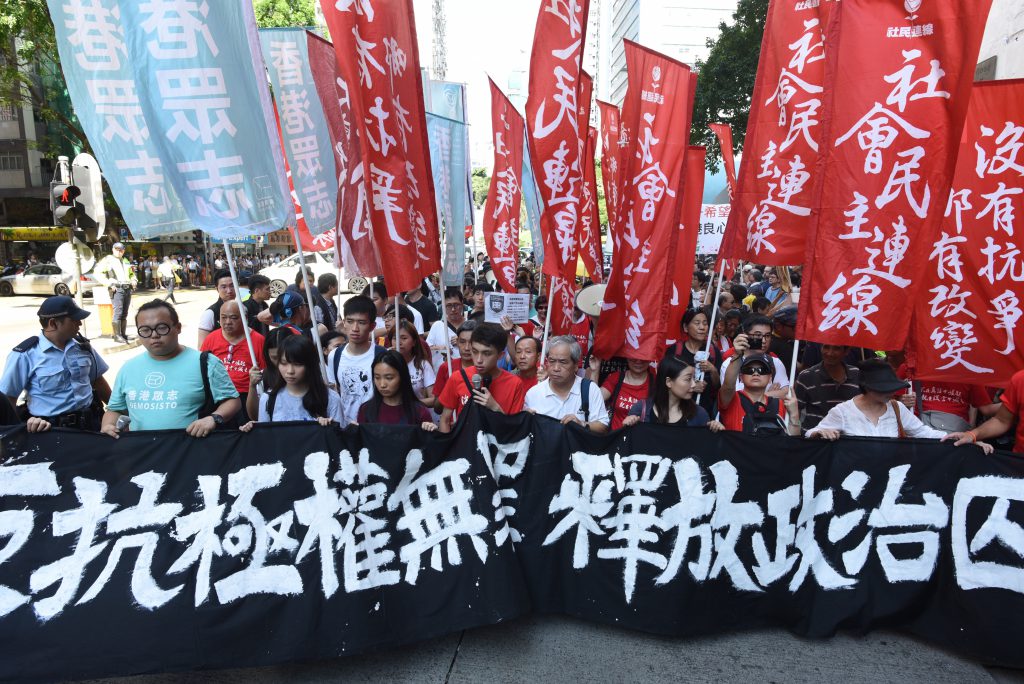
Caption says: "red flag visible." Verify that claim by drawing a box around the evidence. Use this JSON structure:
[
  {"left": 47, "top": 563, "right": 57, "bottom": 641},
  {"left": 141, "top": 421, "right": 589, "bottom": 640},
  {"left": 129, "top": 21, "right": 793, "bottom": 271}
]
[
  {"left": 579, "top": 126, "right": 604, "bottom": 282},
  {"left": 482, "top": 78, "right": 523, "bottom": 293},
  {"left": 910, "top": 78, "right": 1024, "bottom": 387},
  {"left": 597, "top": 101, "right": 622, "bottom": 256},
  {"left": 526, "top": 0, "right": 591, "bottom": 332},
  {"left": 593, "top": 41, "right": 694, "bottom": 361},
  {"left": 307, "top": 31, "right": 381, "bottom": 275},
  {"left": 719, "top": 0, "right": 832, "bottom": 265},
  {"left": 668, "top": 146, "right": 707, "bottom": 343},
  {"left": 709, "top": 123, "right": 737, "bottom": 200},
  {"left": 797, "top": 0, "right": 994, "bottom": 351},
  {"left": 319, "top": 0, "right": 440, "bottom": 293}
]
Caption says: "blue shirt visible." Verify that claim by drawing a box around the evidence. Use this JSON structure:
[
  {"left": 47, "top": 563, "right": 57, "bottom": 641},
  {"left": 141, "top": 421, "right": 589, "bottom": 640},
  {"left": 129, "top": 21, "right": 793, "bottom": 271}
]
[
  {"left": 108, "top": 347, "right": 238, "bottom": 430},
  {"left": 0, "top": 333, "right": 108, "bottom": 416}
]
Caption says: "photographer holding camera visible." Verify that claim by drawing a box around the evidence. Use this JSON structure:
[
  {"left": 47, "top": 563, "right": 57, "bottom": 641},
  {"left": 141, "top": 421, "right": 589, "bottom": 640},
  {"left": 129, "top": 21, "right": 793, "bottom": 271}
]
[{"left": 718, "top": 328, "right": 800, "bottom": 436}]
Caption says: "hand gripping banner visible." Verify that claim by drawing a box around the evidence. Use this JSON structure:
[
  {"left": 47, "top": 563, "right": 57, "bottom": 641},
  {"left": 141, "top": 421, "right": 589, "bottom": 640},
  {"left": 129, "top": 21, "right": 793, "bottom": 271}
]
[
  {"left": 483, "top": 79, "right": 524, "bottom": 293},
  {"left": 797, "top": 0, "right": 994, "bottom": 350},
  {"left": 911, "top": 78, "right": 1024, "bottom": 386},
  {"left": 3, "top": 411, "right": 1024, "bottom": 681}
]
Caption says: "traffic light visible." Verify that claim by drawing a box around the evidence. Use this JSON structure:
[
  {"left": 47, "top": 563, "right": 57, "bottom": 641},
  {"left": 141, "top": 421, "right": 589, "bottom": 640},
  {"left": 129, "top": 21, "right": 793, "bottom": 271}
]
[{"left": 50, "top": 182, "right": 81, "bottom": 226}]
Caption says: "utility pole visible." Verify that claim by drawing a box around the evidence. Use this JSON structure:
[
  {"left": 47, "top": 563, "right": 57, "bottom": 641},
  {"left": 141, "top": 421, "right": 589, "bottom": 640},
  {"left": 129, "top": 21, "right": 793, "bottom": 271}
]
[{"left": 432, "top": 0, "right": 447, "bottom": 80}]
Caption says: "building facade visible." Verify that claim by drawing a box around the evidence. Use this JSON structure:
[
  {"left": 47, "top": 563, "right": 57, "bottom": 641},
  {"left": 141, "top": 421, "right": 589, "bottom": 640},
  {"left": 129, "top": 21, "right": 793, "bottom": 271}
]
[
  {"left": 600, "top": 0, "right": 739, "bottom": 106},
  {"left": 977, "top": 0, "right": 1024, "bottom": 80}
]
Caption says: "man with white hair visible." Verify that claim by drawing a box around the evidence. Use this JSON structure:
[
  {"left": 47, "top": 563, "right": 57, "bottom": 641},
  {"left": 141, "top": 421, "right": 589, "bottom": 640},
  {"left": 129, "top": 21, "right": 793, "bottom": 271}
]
[{"left": 525, "top": 335, "right": 609, "bottom": 432}]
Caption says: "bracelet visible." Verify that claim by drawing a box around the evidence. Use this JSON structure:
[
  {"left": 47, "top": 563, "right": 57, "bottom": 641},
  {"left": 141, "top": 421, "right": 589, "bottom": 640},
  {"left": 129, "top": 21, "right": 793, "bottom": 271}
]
[{"left": 965, "top": 430, "right": 978, "bottom": 443}]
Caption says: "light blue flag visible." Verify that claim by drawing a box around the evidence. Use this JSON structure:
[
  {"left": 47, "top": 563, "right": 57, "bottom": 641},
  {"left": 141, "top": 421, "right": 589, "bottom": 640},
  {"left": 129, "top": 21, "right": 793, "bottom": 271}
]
[
  {"left": 47, "top": 0, "right": 193, "bottom": 238},
  {"left": 427, "top": 114, "right": 468, "bottom": 286},
  {"left": 522, "top": 132, "right": 545, "bottom": 266},
  {"left": 114, "top": 0, "right": 293, "bottom": 239},
  {"left": 428, "top": 81, "right": 475, "bottom": 261},
  {"left": 259, "top": 28, "right": 337, "bottom": 237}
]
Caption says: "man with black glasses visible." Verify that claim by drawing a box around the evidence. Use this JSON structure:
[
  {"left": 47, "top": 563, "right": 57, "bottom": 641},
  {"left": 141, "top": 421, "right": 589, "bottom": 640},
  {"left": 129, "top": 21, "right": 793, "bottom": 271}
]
[
  {"left": 719, "top": 315, "right": 790, "bottom": 393},
  {"left": 102, "top": 300, "right": 239, "bottom": 437}
]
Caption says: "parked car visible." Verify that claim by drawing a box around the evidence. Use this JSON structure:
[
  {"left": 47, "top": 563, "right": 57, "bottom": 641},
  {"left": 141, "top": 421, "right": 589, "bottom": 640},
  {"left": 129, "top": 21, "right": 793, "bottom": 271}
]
[
  {"left": 259, "top": 250, "right": 353, "bottom": 298},
  {"left": 0, "top": 264, "right": 99, "bottom": 297}
]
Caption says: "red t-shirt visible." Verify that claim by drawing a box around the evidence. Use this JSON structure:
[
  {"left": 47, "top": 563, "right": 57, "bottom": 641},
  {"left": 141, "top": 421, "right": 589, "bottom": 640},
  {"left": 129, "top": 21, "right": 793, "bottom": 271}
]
[
  {"left": 438, "top": 368, "right": 525, "bottom": 422},
  {"left": 919, "top": 382, "right": 991, "bottom": 421},
  {"left": 432, "top": 358, "right": 463, "bottom": 399},
  {"left": 518, "top": 374, "right": 539, "bottom": 392},
  {"left": 200, "top": 330, "right": 265, "bottom": 394},
  {"left": 720, "top": 390, "right": 788, "bottom": 433},
  {"left": 999, "top": 370, "right": 1024, "bottom": 454},
  {"left": 571, "top": 317, "right": 590, "bottom": 368},
  {"left": 601, "top": 371, "right": 654, "bottom": 430}
]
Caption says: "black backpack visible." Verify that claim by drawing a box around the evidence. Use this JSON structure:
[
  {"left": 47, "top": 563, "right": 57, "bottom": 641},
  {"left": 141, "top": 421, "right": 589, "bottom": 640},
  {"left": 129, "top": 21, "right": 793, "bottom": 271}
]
[{"left": 737, "top": 392, "right": 785, "bottom": 436}]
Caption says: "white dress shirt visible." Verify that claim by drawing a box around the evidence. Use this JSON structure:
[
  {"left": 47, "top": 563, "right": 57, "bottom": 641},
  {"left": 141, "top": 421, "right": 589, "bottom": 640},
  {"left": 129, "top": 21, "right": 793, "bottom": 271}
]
[
  {"left": 806, "top": 398, "right": 945, "bottom": 439},
  {"left": 525, "top": 377, "right": 610, "bottom": 426}
]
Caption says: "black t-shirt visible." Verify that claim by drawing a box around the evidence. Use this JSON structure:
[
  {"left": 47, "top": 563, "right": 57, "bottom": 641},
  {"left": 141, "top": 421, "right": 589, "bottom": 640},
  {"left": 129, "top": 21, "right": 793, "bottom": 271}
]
[
  {"left": 407, "top": 296, "right": 439, "bottom": 328},
  {"left": 243, "top": 297, "right": 269, "bottom": 336}
]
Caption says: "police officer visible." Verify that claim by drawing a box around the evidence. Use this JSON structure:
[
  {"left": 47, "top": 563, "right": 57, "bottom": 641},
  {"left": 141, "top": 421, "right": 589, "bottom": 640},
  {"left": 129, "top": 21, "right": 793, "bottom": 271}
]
[
  {"left": 0, "top": 296, "right": 111, "bottom": 431},
  {"left": 96, "top": 242, "right": 137, "bottom": 343}
]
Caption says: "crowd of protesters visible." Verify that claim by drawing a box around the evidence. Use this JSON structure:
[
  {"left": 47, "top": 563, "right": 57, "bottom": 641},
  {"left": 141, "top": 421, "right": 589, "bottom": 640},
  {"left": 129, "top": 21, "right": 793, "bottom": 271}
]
[{"left": 1, "top": 253, "right": 1020, "bottom": 458}]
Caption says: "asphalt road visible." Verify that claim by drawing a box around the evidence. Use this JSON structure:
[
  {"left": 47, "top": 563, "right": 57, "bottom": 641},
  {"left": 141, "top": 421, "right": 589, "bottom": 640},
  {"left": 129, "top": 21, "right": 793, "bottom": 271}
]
[{"left": 79, "top": 615, "right": 1023, "bottom": 683}]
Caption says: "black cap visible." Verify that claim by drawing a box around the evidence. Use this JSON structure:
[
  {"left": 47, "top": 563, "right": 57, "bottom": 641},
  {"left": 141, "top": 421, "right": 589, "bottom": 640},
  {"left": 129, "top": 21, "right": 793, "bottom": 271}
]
[
  {"left": 740, "top": 352, "right": 774, "bottom": 376},
  {"left": 37, "top": 295, "right": 90, "bottom": 321},
  {"left": 773, "top": 305, "right": 798, "bottom": 325},
  {"left": 857, "top": 358, "right": 910, "bottom": 394}
]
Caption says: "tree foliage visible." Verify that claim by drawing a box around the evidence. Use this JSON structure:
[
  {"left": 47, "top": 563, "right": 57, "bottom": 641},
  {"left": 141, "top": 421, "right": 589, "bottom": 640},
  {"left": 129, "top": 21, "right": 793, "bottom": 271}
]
[
  {"left": 471, "top": 167, "right": 490, "bottom": 209},
  {"left": 690, "top": 0, "right": 769, "bottom": 171},
  {"left": 0, "top": 0, "right": 87, "bottom": 155},
  {"left": 253, "top": 0, "right": 318, "bottom": 29}
]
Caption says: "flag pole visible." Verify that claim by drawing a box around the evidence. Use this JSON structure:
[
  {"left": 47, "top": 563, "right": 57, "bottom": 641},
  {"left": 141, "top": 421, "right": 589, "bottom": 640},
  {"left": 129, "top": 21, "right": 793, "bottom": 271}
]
[
  {"left": 290, "top": 226, "right": 329, "bottom": 382},
  {"left": 221, "top": 239, "right": 261, "bottom": 394},
  {"left": 394, "top": 293, "right": 400, "bottom": 350},
  {"left": 539, "top": 281, "right": 556, "bottom": 363},
  {"left": 695, "top": 258, "right": 727, "bottom": 405},
  {"left": 789, "top": 339, "right": 801, "bottom": 396}
]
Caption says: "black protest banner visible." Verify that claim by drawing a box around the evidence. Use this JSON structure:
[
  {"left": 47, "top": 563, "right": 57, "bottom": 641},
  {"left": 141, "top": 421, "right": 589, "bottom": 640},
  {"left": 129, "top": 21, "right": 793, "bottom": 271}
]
[{"left": 2, "top": 408, "right": 1023, "bottom": 681}]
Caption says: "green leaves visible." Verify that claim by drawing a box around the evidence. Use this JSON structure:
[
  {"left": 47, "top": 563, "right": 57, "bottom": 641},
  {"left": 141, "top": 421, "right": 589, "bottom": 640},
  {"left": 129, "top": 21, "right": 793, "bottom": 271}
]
[{"left": 253, "top": 0, "right": 318, "bottom": 28}]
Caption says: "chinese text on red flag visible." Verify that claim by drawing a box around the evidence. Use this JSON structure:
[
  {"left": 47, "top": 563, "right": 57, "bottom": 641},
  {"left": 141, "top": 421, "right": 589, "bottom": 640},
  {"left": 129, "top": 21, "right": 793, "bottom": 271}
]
[
  {"left": 319, "top": 0, "right": 440, "bottom": 292},
  {"left": 912, "top": 79, "right": 1024, "bottom": 386},
  {"left": 797, "top": 0, "right": 993, "bottom": 350},
  {"left": 721, "top": 0, "right": 831, "bottom": 264},
  {"left": 594, "top": 41, "right": 693, "bottom": 361},
  {"left": 483, "top": 79, "right": 524, "bottom": 293}
]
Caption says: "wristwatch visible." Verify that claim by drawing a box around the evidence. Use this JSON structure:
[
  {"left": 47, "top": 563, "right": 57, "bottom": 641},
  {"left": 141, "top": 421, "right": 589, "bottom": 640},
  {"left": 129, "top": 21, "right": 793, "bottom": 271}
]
[{"left": 211, "top": 414, "right": 224, "bottom": 426}]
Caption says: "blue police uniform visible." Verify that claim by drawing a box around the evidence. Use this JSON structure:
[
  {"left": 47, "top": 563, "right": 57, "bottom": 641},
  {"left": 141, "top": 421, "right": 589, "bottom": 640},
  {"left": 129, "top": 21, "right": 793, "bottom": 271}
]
[{"left": 0, "top": 333, "right": 109, "bottom": 420}]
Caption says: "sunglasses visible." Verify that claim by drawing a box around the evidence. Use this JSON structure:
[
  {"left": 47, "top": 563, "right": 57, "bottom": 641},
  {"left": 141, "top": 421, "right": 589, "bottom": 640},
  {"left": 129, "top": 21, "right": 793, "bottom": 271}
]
[{"left": 741, "top": 366, "right": 770, "bottom": 376}]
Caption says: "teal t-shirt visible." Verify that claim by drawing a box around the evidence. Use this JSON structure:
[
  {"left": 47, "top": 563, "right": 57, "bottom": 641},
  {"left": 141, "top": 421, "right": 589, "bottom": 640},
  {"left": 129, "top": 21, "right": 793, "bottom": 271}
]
[{"left": 108, "top": 347, "right": 238, "bottom": 431}]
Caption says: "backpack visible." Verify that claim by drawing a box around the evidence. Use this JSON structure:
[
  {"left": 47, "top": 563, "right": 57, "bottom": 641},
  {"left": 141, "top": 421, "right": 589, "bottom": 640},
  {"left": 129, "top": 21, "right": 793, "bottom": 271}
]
[
  {"left": 331, "top": 343, "right": 388, "bottom": 389},
  {"left": 198, "top": 351, "right": 237, "bottom": 429},
  {"left": 737, "top": 392, "right": 785, "bottom": 436}
]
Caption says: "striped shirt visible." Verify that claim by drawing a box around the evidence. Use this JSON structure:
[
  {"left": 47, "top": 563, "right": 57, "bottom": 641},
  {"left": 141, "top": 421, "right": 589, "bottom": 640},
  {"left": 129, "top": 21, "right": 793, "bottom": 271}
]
[{"left": 795, "top": 363, "right": 861, "bottom": 433}]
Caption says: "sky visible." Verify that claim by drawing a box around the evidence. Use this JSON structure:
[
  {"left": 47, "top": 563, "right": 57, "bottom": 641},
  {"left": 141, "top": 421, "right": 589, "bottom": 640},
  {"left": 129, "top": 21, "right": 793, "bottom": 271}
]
[{"left": 412, "top": 0, "right": 543, "bottom": 168}]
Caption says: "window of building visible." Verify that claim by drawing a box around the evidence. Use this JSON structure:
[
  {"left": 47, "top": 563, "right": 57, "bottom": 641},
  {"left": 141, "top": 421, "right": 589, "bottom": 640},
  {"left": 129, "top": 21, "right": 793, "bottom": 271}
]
[
  {"left": 0, "top": 105, "right": 16, "bottom": 122},
  {"left": 0, "top": 154, "right": 23, "bottom": 171}
]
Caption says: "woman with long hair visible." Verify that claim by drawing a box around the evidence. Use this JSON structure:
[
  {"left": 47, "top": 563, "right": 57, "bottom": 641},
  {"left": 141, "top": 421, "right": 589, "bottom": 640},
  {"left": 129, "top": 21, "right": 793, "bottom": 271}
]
[
  {"left": 667, "top": 306, "right": 722, "bottom": 417},
  {"left": 240, "top": 334, "right": 342, "bottom": 428},
  {"left": 396, "top": 319, "right": 437, "bottom": 410},
  {"left": 245, "top": 326, "right": 294, "bottom": 421},
  {"left": 623, "top": 355, "right": 724, "bottom": 429},
  {"left": 358, "top": 350, "right": 436, "bottom": 428}
]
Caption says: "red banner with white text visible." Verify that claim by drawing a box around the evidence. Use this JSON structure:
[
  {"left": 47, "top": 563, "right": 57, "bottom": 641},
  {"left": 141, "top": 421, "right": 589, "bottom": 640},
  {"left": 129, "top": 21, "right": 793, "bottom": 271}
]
[
  {"left": 483, "top": 79, "right": 524, "bottom": 294},
  {"left": 668, "top": 146, "right": 707, "bottom": 343},
  {"left": 720, "top": 0, "right": 832, "bottom": 265},
  {"left": 526, "top": 0, "right": 591, "bottom": 332},
  {"left": 709, "top": 123, "right": 737, "bottom": 200},
  {"left": 910, "top": 78, "right": 1024, "bottom": 387},
  {"left": 318, "top": 0, "right": 440, "bottom": 292},
  {"left": 307, "top": 32, "right": 381, "bottom": 274},
  {"left": 797, "top": 0, "right": 993, "bottom": 350},
  {"left": 598, "top": 101, "right": 623, "bottom": 260},
  {"left": 593, "top": 41, "right": 693, "bottom": 361},
  {"left": 580, "top": 126, "right": 604, "bottom": 282}
]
